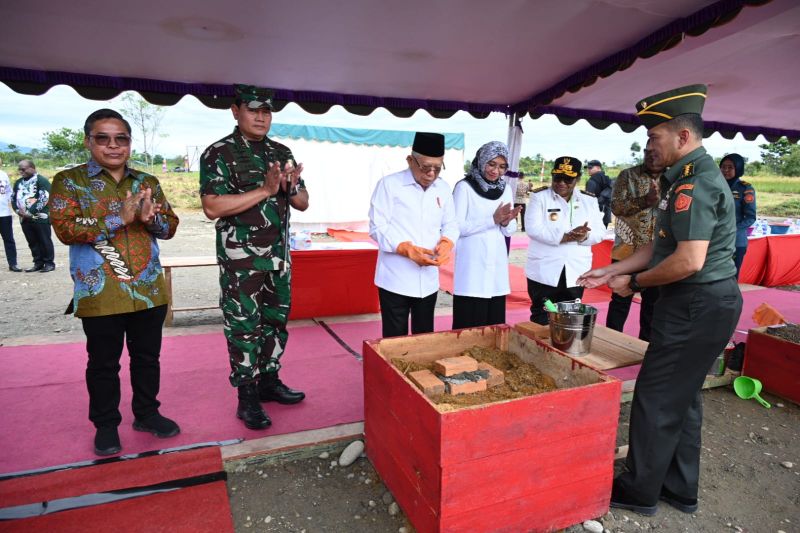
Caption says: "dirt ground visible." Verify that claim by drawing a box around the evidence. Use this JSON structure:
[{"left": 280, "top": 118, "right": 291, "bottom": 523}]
[{"left": 1, "top": 209, "right": 798, "bottom": 532}]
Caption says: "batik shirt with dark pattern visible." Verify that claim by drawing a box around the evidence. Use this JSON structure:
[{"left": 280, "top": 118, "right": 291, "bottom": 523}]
[
  {"left": 199, "top": 127, "right": 304, "bottom": 271},
  {"left": 50, "top": 160, "right": 179, "bottom": 318}
]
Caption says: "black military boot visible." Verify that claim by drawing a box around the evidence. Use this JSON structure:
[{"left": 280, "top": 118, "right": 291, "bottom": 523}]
[
  {"left": 236, "top": 382, "right": 271, "bottom": 429},
  {"left": 258, "top": 373, "right": 305, "bottom": 404}
]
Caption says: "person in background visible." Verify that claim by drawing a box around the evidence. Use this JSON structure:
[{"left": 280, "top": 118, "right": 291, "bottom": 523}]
[
  {"left": 13, "top": 159, "right": 55, "bottom": 272},
  {"left": 586, "top": 159, "right": 613, "bottom": 227},
  {"left": 513, "top": 171, "right": 530, "bottom": 232},
  {"left": 719, "top": 153, "right": 756, "bottom": 277},
  {"left": 525, "top": 157, "right": 605, "bottom": 325},
  {"left": 0, "top": 157, "right": 20, "bottom": 271},
  {"left": 369, "top": 132, "right": 459, "bottom": 337},
  {"left": 200, "top": 84, "right": 309, "bottom": 431},
  {"left": 50, "top": 108, "right": 181, "bottom": 456},
  {"left": 452, "top": 141, "right": 520, "bottom": 329},
  {"left": 605, "top": 148, "right": 664, "bottom": 341},
  {"left": 578, "top": 84, "right": 742, "bottom": 517}
]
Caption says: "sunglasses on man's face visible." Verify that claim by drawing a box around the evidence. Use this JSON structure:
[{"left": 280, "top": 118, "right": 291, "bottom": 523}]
[
  {"left": 552, "top": 175, "right": 578, "bottom": 184},
  {"left": 88, "top": 134, "right": 132, "bottom": 147}
]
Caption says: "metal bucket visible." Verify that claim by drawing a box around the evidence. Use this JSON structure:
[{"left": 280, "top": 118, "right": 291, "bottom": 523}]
[{"left": 546, "top": 300, "right": 598, "bottom": 356}]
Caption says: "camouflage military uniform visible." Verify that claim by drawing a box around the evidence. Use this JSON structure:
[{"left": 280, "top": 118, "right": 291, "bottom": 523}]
[{"left": 199, "top": 126, "right": 305, "bottom": 387}]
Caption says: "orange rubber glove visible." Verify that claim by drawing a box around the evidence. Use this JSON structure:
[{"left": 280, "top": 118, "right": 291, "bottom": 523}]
[
  {"left": 433, "top": 236, "right": 454, "bottom": 266},
  {"left": 396, "top": 241, "right": 437, "bottom": 266}
]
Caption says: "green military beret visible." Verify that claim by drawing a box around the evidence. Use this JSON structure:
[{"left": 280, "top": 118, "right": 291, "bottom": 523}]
[
  {"left": 635, "top": 84, "right": 707, "bottom": 129},
  {"left": 234, "top": 84, "right": 275, "bottom": 110}
]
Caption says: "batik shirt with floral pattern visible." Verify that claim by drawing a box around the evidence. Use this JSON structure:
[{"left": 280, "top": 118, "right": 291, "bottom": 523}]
[{"left": 50, "top": 160, "right": 179, "bottom": 318}]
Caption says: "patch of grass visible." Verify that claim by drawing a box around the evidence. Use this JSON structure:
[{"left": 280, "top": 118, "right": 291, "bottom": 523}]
[{"left": 763, "top": 197, "right": 800, "bottom": 218}]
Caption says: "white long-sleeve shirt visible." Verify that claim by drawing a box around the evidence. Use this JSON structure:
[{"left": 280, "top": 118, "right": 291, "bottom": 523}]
[
  {"left": 524, "top": 187, "right": 605, "bottom": 287},
  {"left": 369, "top": 169, "right": 459, "bottom": 298},
  {"left": 452, "top": 180, "right": 515, "bottom": 297}
]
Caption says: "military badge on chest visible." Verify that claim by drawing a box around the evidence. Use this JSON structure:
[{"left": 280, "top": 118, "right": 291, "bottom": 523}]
[{"left": 547, "top": 208, "right": 560, "bottom": 221}]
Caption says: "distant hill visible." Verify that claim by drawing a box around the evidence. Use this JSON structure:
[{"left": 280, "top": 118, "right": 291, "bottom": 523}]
[{"left": 0, "top": 141, "right": 34, "bottom": 153}]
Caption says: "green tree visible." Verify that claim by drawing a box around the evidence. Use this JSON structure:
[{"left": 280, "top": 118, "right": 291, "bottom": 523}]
[
  {"left": 782, "top": 144, "right": 800, "bottom": 176},
  {"left": 630, "top": 141, "right": 642, "bottom": 164},
  {"left": 43, "top": 127, "right": 87, "bottom": 163},
  {"left": 121, "top": 93, "right": 168, "bottom": 169},
  {"left": 759, "top": 137, "right": 794, "bottom": 174}
]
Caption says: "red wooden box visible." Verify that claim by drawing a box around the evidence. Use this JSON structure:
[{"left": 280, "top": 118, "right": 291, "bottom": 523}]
[
  {"left": 743, "top": 327, "right": 800, "bottom": 405},
  {"left": 363, "top": 325, "right": 621, "bottom": 533}
]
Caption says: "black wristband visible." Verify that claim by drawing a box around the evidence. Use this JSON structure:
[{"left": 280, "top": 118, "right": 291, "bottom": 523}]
[{"left": 629, "top": 272, "right": 643, "bottom": 292}]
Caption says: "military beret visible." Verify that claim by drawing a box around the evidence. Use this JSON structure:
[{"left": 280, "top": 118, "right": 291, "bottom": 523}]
[
  {"left": 635, "top": 84, "right": 707, "bottom": 129},
  {"left": 551, "top": 156, "right": 582, "bottom": 178},
  {"left": 234, "top": 84, "right": 275, "bottom": 111},
  {"left": 586, "top": 160, "right": 602, "bottom": 168},
  {"left": 412, "top": 132, "right": 445, "bottom": 157}
]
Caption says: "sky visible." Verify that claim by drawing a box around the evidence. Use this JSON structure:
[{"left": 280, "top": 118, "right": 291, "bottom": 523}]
[{"left": 0, "top": 84, "right": 769, "bottom": 169}]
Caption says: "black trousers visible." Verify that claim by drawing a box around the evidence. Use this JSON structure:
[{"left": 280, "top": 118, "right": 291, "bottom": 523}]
[
  {"left": 605, "top": 261, "right": 659, "bottom": 342},
  {"left": 378, "top": 288, "right": 437, "bottom": 338},
  {"left": 20, "top": 220, "right": 55, "bottom": 268},
  {"left": 527, "top": 268, "right": 584, "bottom": 325},
  {"left": 618, "top": 277, "right": 741, "bottom": 504},
  {"left": 0, "top": 216, "right": 17, "bottom": 267},
  {"left": 733, "top": 246, "right": 747, "bottom": 278},
  {"left": 452, "top": 294, "right": 506, "bottom": 329},
  {"left": 81, "top": 305, "right": 168, "bottom": 428}
]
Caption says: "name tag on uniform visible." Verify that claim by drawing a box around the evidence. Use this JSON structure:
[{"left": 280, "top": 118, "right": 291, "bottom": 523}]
[{"left": 547, "top": 208, "right": 560, "bottom": 221}]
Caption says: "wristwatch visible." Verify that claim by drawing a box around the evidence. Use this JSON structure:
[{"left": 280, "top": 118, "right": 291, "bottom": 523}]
[
  {"left": 288, "top": 184, "right": 300, "bottom": 197},
  {"left": 629, "top": 272, "right": 643, "bottom": 292}
]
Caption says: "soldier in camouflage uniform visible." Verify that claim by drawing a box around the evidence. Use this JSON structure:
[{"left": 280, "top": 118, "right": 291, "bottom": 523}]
[{"left": 199, "top": 85, "right": 309, "bottom": 430}]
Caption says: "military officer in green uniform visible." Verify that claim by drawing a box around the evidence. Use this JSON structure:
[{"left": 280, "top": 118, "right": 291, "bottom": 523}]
[
  {"left": 578, "top": 84, "right": 743, "bottom": 516},
  {"left": 199, "top": 84, "right": 309, "bottom": 430}
]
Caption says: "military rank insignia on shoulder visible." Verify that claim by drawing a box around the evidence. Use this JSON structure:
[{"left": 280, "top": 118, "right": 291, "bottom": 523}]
[
  {"left": 681, "top": 163, "right": 694, "bottom": 179},
  {"left": 580, "top": 190, "right": 596, "bottom": 197},
  {"left": 532, "top": 186, "right": 549, "bottom": 193},
  {"left": 740, "top": 180, "right": 751, "bottom": 187}
]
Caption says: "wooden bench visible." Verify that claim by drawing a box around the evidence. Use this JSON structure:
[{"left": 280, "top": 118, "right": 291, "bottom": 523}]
[{"left": 160, "top": 256, "right": 218, "bottom": 326}]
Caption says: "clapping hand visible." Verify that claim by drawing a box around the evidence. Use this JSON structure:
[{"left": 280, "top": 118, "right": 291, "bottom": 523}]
[
  {"left": 493, "top": 202, "right": 522, "bottom": 226},
  {"left": 138, "top": 187, "right": 162, "bottom": 224}
]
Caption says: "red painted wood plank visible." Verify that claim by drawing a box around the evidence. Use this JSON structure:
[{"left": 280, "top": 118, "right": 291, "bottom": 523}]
[
  {"left": 440, "top": 471, "right": 611, "bottom": 533},
  {"left": 743, "top": 330, "right": 800, "bottom": 404},
  {"left": 440, "top": 380, "right": 621, "bottom": 465},
  {"left": 366, "top": 426, "right": 441, "bottom": 533},
  {"left": 440, "top": 432, "right": 615, "bottom": 515},
  {"left": 364, "top": 385, "right": 442, "bottom": 503}
]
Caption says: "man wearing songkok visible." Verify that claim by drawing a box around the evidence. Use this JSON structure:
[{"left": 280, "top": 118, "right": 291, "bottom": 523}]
[{"left": 369, "top": 132, "right": 459, "bottom": 337}]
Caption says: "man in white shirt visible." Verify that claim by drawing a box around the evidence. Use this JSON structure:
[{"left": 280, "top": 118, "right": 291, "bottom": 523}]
[
  {"left": 0, "top": 157, "right": 21, "bottom": 271},
  {"left": 369, "top": 132, "right": 459, "bottom": 337},
  {"left": 525, "top": 156, "right": 605, "bottom": 324}
]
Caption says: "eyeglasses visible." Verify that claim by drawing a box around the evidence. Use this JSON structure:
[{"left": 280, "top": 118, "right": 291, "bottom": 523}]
[
  {"left": 552, "top": 175, "right": 578, "bottom": 184},
  {"left": 411, "top": 155, "right": 445, "bottom": 174},
  {"left": 486, "top": 161, "right": 509, "bottom": 172},
  {"left": 89, "top": 134, "right": 132, "bottom": 147}
]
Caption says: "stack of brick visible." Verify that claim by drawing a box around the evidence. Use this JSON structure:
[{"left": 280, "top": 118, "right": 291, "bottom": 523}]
[{"left": 408, "top": 355, "right": 504, "bottom": 398}]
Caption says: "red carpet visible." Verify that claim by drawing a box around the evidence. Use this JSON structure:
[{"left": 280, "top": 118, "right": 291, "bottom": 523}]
[
  {"left": 0, "top": 324, "right": 363, "bottom": 475},
  {"left": 0, "top": 447, "right": 232, "bottom": 532}
]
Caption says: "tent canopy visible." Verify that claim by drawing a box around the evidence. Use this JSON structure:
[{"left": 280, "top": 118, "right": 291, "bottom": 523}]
[{"left": 1, "top": 0, "right": 798, "bottom": 140}]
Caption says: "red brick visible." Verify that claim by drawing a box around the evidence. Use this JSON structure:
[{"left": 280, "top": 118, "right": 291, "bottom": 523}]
[
  {"left": 478, "top": 362, "right": 505, "bottom": 388},
  {"left": 433, "top": 355, "right": 479, "bottom": 377},
  {"left": 408, "top": 370, "right": 445, "bottom": 397},
  {"left": 447, "top": 379, "right": 487, "bottom": 396},
  {"left": 515, "top": 321, "right": 550, "bottom": 340}
]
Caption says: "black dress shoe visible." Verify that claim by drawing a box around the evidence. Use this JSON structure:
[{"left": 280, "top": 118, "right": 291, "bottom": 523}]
[
  {"left": 610, "top": 479, "right": 658, "bottom": 516},
  {"left": 8, "top": 265, "right": 22, "bottom": 272},
  {"left": 133, "top": 413, "right": 180, "bottom": 438},
  {"left": 39, "top": 265, "right": 55, "bottom": 273},
  {"left": 660, "top": 487, "right": 698, "bottom": 513},
  {"left": 24, "top": 265, "right": 44, "bottom": 272},
  {"left": 237, "top": 383, "right": 272, "bottom": 429},
  {"left": 94, "top": 426, "right": 122, "bottom": 456},
  {"left": 258, "top": 374, "right": 305, "bottom": 404}
]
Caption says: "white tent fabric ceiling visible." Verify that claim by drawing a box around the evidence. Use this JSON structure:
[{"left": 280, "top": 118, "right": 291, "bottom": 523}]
[{"left": 0, "top": 0, "right": 798, "bottom": 140}]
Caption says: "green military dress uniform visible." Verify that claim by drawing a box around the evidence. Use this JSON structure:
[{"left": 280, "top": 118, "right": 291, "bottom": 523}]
[
  {"left": 199, "top": 88, "right": 305, "bottom": 387},
  {"left": 615, "top": 86, "right": 743, "bottom": 510}
]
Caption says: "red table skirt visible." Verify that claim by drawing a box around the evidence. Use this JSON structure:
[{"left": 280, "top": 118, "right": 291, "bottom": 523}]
[
  {"left": 590, "top": 235, "right": 800, "bottom": 287},
  {"left": 289, "top": 248, "right": 379, "bottom": 319}
]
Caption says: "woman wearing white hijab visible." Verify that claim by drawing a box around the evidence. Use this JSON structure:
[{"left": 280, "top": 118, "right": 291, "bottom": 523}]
[{"left": 452, "top": 141, "right": 521, "bottom": 329}]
